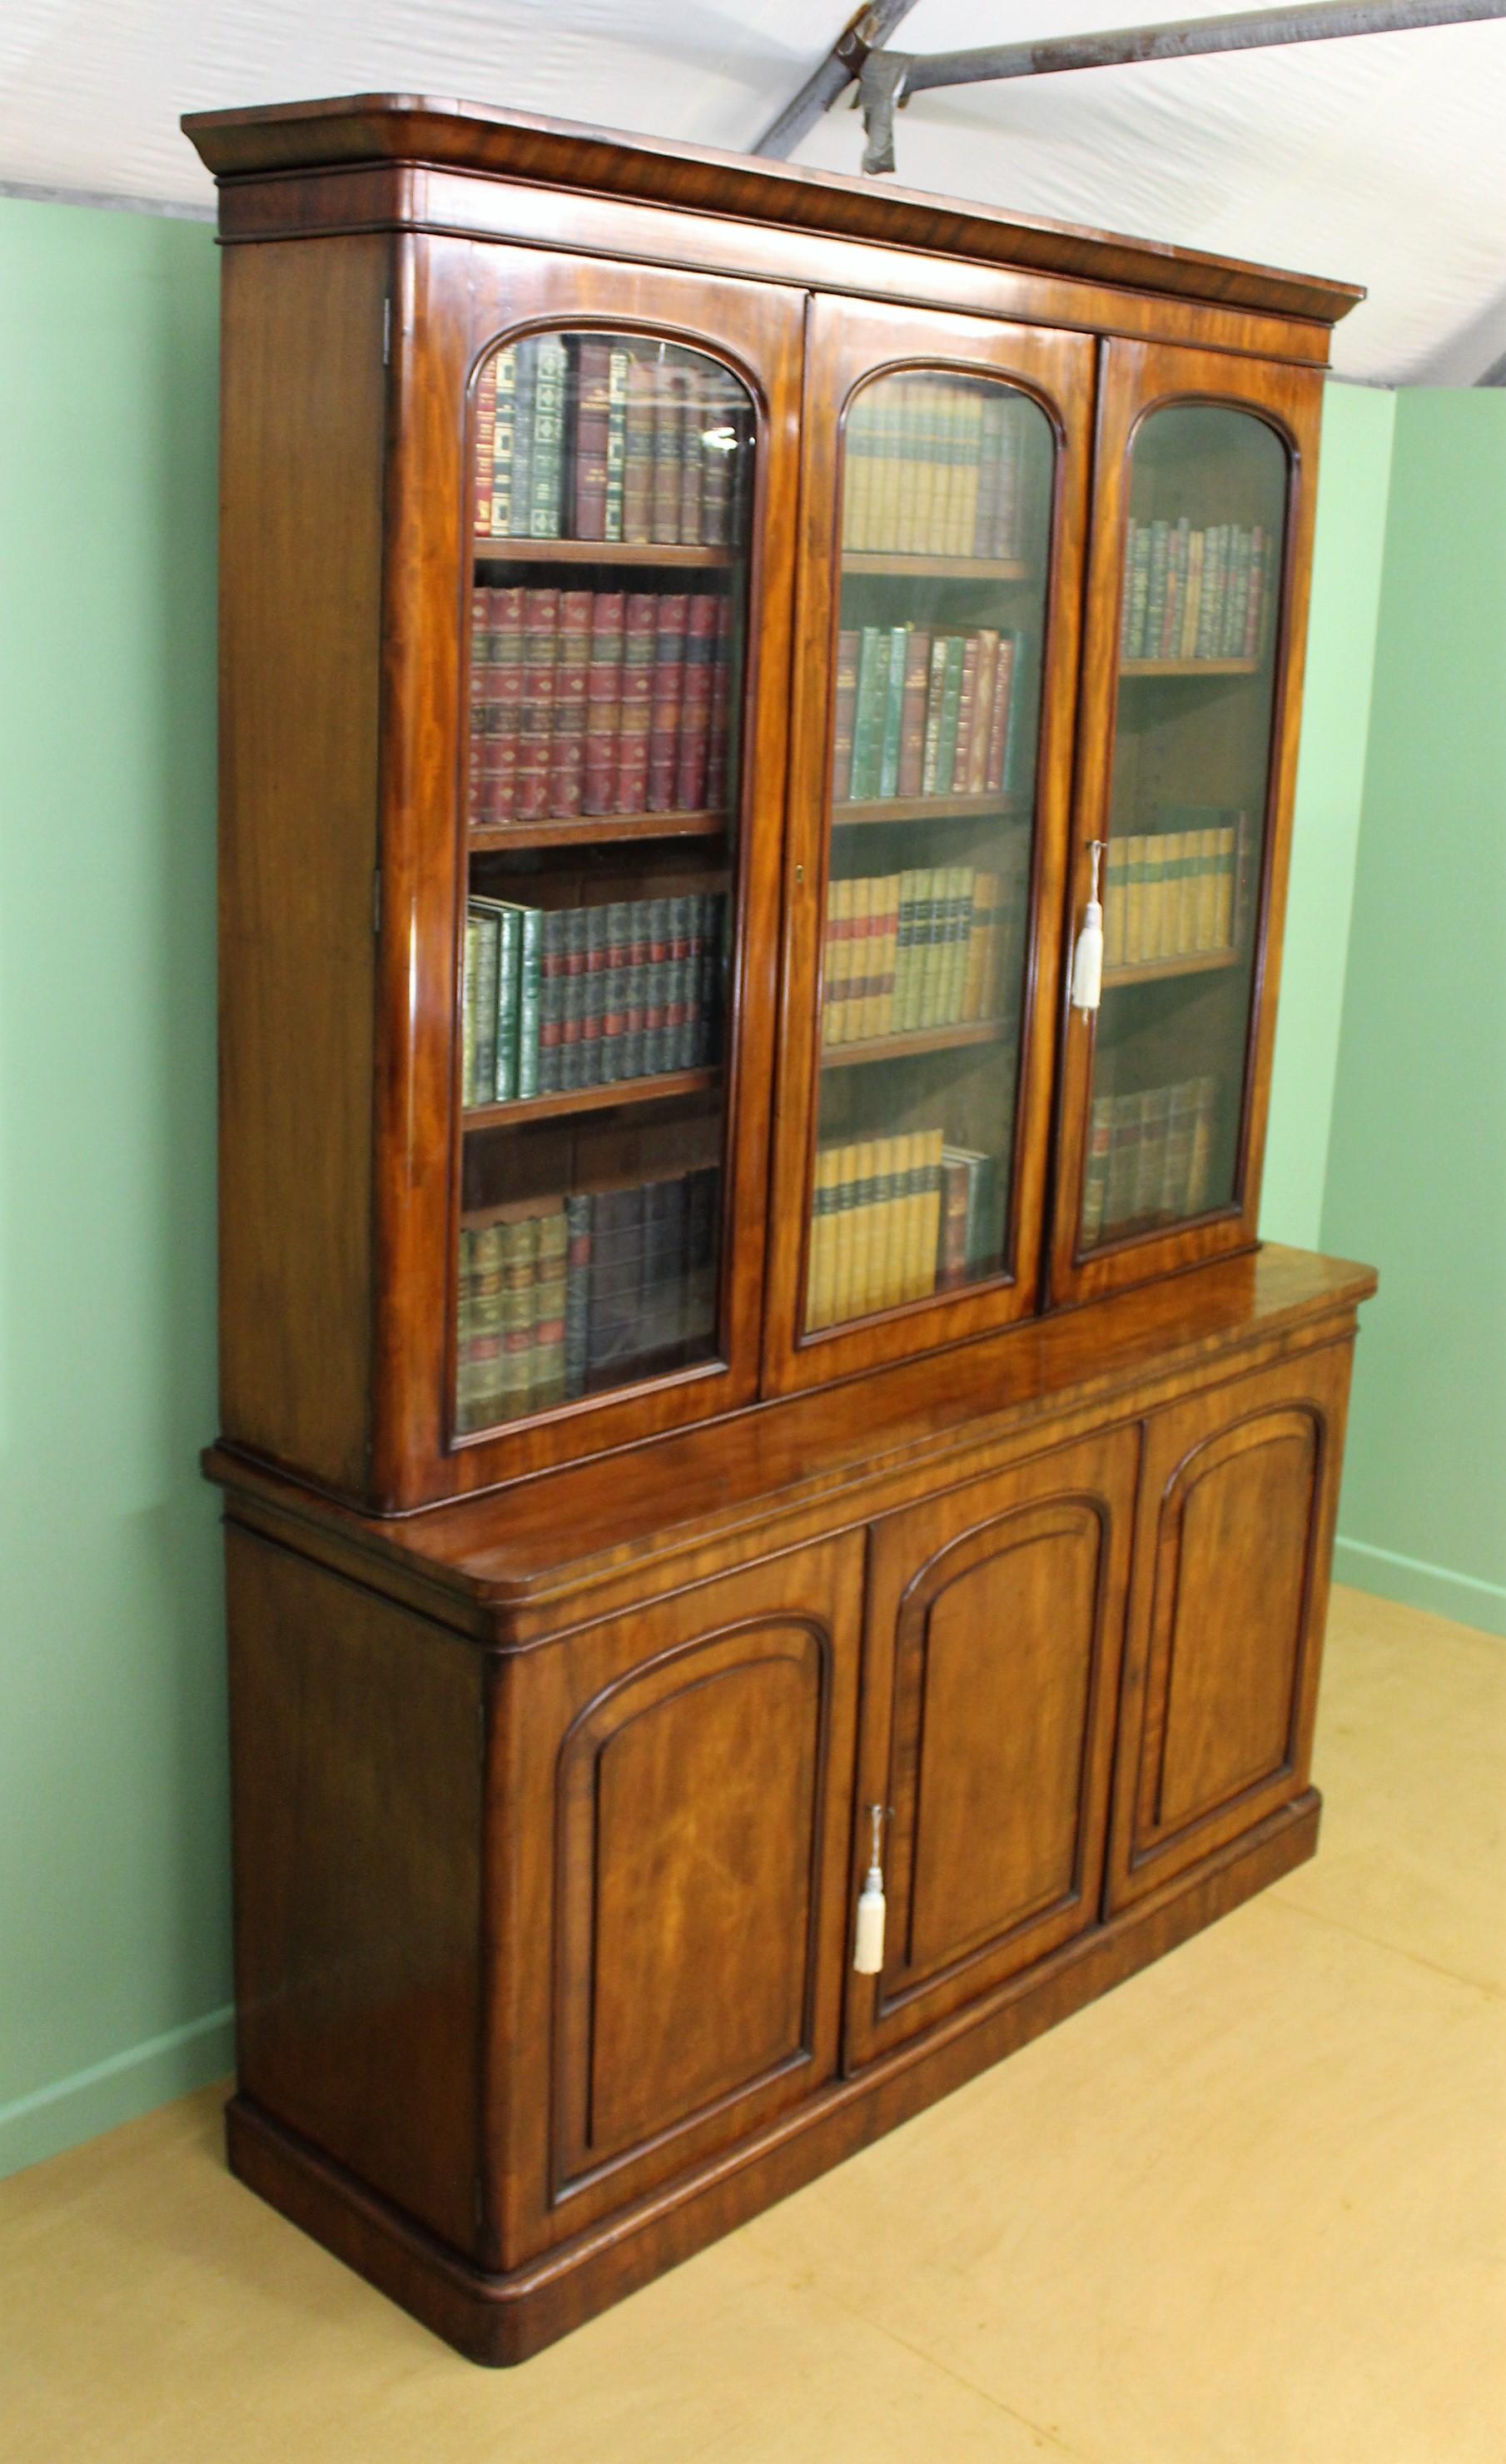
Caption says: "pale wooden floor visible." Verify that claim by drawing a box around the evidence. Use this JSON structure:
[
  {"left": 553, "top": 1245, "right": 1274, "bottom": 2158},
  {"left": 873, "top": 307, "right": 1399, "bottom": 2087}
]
[{"left": 2, "top": 1585, "right": 1502, "bottom": 2464}]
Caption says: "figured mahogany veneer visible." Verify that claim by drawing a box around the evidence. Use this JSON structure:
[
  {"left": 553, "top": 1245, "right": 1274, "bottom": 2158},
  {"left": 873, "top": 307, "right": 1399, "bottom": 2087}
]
[{"left": 187, "top": 94, "right": 1373, "bottom": 2365}]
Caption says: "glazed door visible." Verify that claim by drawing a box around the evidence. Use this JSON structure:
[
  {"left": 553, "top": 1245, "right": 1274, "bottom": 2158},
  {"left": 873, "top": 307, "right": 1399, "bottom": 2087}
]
[
  {"left": 764, "top": 296, "right": 1093, "bottom": 1395},
  {"left": 1106, "top": 1344, "right": 1353, "bottom": 1910},
  {"left": 375, "top": 240, "right": 804, "bottom": 1506},
  {"left": 844, "top": 1429, "right": 1136, "bottom": 2073},
  {"left": 1051, "top": 340, "right": 1323, "bottom": 1305},
  {"left": 490, "top": 1536, "right": 863, "bottom": 2262}
]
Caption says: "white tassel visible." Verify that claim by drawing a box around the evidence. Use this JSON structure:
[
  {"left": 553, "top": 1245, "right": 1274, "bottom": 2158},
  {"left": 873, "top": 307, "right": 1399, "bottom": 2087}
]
[
  {"left": 853, "top": 1804, "right": 889, "bottom": 1975},
  {"left": 1071, "top": 839, "right": 1108, "bottom": 1013},
  {"left": 1070, "top": 903, "right": 1103, "bottom": 1012},
  {"left": 853, "top": 1866, "right": 886, "bottom": 1974}
]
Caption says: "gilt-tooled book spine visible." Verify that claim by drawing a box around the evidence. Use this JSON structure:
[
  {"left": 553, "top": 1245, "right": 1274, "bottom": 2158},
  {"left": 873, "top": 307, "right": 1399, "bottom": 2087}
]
[
  {"left": 598, "top": 901, "right": 631, "bottom": 1084},
  {"left": 621, "top": 900, "right": 650, "bottom": 1082},
  {"left": 700, "top": 369, "right": 735, "bottom": 546},
  {"left": 532, "top": 1207, "right": 569, "bottom": 1406},
  {"left": 829, "top": 1143, "right": 857, "bottom": 1323},
  {"left": 806, "top": 1148, "right": 837, "bottom": 1332},
  {"left": 847, "top": 627, "right": 887, "bottom": 802},
  {"left": 549, "top": 590, "right": 590, "bottom": 819},
  {"left": 992, "top": 401, "right": 1021, "bottom": 560},
  {"left": 1244, "top": 526, "right": 1268, "bottom": 660},
  {"left": 563, "top": 1194, "right": 591, "bottom": 1398},
  {"left": 675, "top": 595, "right": 717, "bottom": 810},
  {"left": 919, "top": 635, "right": 949, "bottom": 795},
  {"left": 474, "top": 358, "right": 497, "bottom": 537},
  {"left": 486, "top": 347, "right": 517, "bottom": 538},
  {"left": 485, "top": 586, "right": 524, "bottom": 824},
  {"left": 831, "top": 628, "right": 859, "bottom": 804},
  {"left": 877, "top": 625, "right": 908, "bottom": 799},
  {"left": 966, "top": 632, "right": 999, "bottom": 796},
  {"left": 651, "top": 361, "right": 683, "bottom": 545},
  {"left": 467, "top": 585, "right": 490, "bottom": 826},
  {"left": 582, "top": 590, "right": 624, "bottom": 815},
  {"left": 678, "top": 363, "right": 705, "bottom": 545},
  {"left": 514, "top": 904, "right": 543, "bottom": 1098},
  {"left": 952, "top": 391, "right": 984, "bottom": 558},
  {"left": 603, "top": 347, "right": 629, "bottom": 544},
  {"left": 896, "top": 629, "right": 931, "bottom": 799},
  {"left": 1081, "top": 1101, "right": 1111, "bottom": 1245},
  {"left": 493, "top": 905, "right": 521, "bottom": 1101},
  {"left": 572, "top": 341, "right": 611, "bottom": 542},
  {"left": 705, "top": 599, "right": 734, "bottom": 809},
  {"left": 643, "top": 897, "right": 672, "bottom": 1075},
  {"left": 469, "top": 903, "right": 501, "bottom": 1106},
  {"left": 842, "top": 396, "right": 873, "bottom": 551},
  {"left": 623, "top": 354, "right": 655, "bottom": 545},
  {"left": 647, "top": 593, "right": 688, "bottom": 812},
  {"left": 535, "top": 910, "right": 568, "bottom": 1098},
  {"left": 558, "top": 908, "right": 589, "bottom": 1093},
  {"left": 974, "top": 395, "right": 1002, "bottom": 557},
  {"left": 615, "top": 592, "right": 656, "bottom": 814},
  {"left": 579, "top": 903, "right": 609, "bottom": 1087},
  {"left": 516, "top": 588, "right": 559, "bottom": 822},
  {"left": 934, "top": 638, "right": 966, "bottom": 795},
  {"left": 461, "top": 913, "right": 481, "bottom": 1107},
  {"left": 529, "top": 337, "right": 568, "bottom": 539}
]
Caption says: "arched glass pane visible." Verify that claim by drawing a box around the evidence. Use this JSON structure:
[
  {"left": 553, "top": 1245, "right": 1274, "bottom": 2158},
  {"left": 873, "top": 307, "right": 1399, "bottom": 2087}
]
[
  {"left": 455, "top": 331, "right": 756, "bottom": 1435},
  {"left": 804, "top": 369, "right": 1055, "bottom": 1335},
  {"left": 1081, "top": 405, "right": 1289, "bottom": 1251}
]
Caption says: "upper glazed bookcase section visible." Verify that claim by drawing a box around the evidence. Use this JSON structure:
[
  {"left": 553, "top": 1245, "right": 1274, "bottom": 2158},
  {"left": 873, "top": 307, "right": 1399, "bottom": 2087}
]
[{"left": 181, "top": 94, "right": 1365, "bottom": 334}]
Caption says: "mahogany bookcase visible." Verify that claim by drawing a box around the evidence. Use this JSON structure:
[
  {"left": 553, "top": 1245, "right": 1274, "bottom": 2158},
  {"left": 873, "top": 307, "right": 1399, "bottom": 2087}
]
[{"left": 185, "top": 93, "right": 1376, "bottom": 2363}]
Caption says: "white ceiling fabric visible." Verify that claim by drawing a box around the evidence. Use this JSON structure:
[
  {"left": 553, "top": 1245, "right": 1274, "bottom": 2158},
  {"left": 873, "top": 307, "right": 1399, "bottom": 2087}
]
[{"left": 2, "top": 0, "right": 1504, "bottom": 381}]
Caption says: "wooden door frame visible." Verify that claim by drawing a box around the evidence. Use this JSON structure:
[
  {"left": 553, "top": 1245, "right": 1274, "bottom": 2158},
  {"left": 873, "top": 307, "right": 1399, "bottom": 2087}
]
[
  {"left": 1047, "top": 338, "right": 1325, "bottom": 1307},
  {"left": 371, "top": 234, "right": 807, "bottom": 1506},
  {"left": 762, "top": 293, "right": 1095, "bottom": 1398}
]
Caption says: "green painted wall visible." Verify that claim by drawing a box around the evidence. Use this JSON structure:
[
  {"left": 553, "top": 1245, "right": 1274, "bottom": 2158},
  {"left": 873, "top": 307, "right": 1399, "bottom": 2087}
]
[
  {"left": 1320, "top": 390, "right": 1506, "bottom": 1635},
  {"left": 0, "top": 202, "right": 231, "bottom": 2174},
  {"left": 0, "top": 193, "right": 1491, "bottom": 2185},
  {"left": 1260, "top": 383, "right": 1395, "bottom": 1251}
]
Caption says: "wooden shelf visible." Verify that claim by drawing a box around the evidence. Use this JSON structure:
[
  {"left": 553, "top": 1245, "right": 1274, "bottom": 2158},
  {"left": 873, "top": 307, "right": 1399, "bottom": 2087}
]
[
  {"left": 473, "top": 537, "right": 736, "bottom": 570},
  {"left": 1121, "top": 657, "right": 1260, "bottom": 678},
  {"left": 822, "top": 1019, "right": 1005, "bottom": 1069},
  {"left": 834, "top": 791, "right": 1026, "bottom": 827},
  {"left": 464, "top": 1067, "right": 719, "bottom": 1131},
  {"left": 842, "top": 552, "right": 1033, "bottom": 581},
  {"left": 470, "top": 811, "right": 725, "bottom": 853},
  {"left": 1104, "top": 948, "right": 1243, "bottom": 989}
]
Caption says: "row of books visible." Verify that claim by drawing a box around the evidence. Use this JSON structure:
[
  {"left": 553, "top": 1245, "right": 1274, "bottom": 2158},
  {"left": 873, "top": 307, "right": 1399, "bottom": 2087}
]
[
  {"left": 474, "top": 337, "right": 748, "bottom": 547},
  {"left": 1121, "top": 520, "right": 1270, "bottom": 664},
  {"left": 843, "top": 381, "right": 1034, "bottom": 559},
  {"left": 455, "top": 1167, "right": 719, "bottom": 1430},
  {"left": 463, "top": 894, "right": 724, "bottom": 1106},
  {"left": 468, "top": 586, "right": 736, "bottom": 825},
  {"left": 805, "top": 1132, "right": 1004, "bottom": 1331},
  {"left": 822, "top": 862, "right": 1025, "bottom": 1048},
  {"left": 833, "top": 626, "right": 1026, "bottom": 805},
  {"left": 1082, "top": 1076, "right": 1220, "bottom": 1243},
  {"left": 1104, "top": 813, "right": 1247, "bottom": 970}
]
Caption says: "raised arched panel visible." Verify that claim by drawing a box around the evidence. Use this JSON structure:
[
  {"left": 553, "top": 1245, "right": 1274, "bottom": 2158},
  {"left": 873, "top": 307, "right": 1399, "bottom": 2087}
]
[
  {"left": 846, "top": 1426, "right": 1138, "bottom": 2072},
  {"left": 898, "top": 1505, "right": 1103, "bottom": 1980},
  {"left": 1107, "top": 1349, "right": 1350, "bottom": 1912},
  {"left": 554, "top": 1615, "right": 828, "bottom": 2189}
]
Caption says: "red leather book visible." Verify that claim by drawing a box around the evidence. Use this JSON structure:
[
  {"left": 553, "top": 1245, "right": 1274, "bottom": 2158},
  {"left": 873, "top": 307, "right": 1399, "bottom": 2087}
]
[
  {"left": 548, "top": 589, "right": 591, "bottom": 817},
  {"left": 895, "top": 628, "right": 932, "bottom": 799},
  {"left": 622, "top": 354, "right": 655, "bottom": 545},
  {"left": 572, "top": 341, "right": 611, "bottom": 542},
  {"left": 705, "top": 599, "right": 734, "bottom": 810},
  {"left": 950, "top": 634, "right": 981, "bottom": 794},
  {"left": 673, "top": 594, "right": 718, "bottom": 810},
  {"left": 481, "top": 585, "right": 525, "bottom": 824},
  {"left": 678, "top": 362, "right": 704, "bottom": 546},
  {"left": 515, "top": 587, "right": 559, "bottom": 822},
  {"left": 582, "top": 590, "right": 625, "bottom": 815},
  {"left": 830, "top": 627, "right": 860, "bottom": 805},
  {"left": 467, "top": 585, "right": 491, "bottom": 823},
  {"left": 647, "top": 592, "right": 688, "bottom": 813},
  {"left": 614, "top": 591, "right": 657, "bottom": 814}
]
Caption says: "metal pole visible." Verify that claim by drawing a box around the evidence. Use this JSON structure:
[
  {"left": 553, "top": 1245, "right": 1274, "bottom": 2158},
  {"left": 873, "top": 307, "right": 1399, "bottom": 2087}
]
[
  {"left": 858, "top": 0, "right": 1506, "bottom": 168},
  {"left": 752, "top": 0, "right": 924, "bottom": 159},
  {"left": 898, "top": 0, "right": 1506, "bottom": 96}
]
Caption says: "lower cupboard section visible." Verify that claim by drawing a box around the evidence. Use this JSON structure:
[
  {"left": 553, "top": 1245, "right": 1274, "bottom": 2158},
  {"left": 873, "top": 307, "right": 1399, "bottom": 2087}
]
[{"left": 221, "top": 1332, "right": 1355, "bottom": 2363}]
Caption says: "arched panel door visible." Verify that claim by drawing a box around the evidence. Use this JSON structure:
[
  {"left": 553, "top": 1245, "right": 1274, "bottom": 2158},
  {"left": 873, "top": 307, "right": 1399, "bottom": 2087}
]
[
  {"left": 845, "top": 1428, "right": 1137, "bottom": 2073},
  {"left": 1106, "top": 1344, "right": 1354, "bottom": 1910},
  {"left": 764, "top": 296, "right": 1095, "bottom": 1396},
  {"left": 1051, "top": 339, "right": 1325, "bottom": 1306}
]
